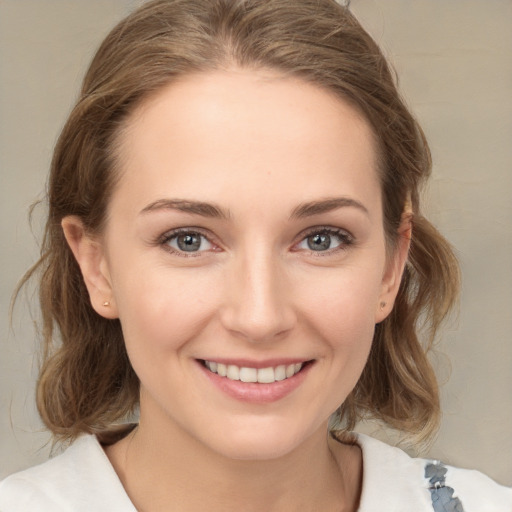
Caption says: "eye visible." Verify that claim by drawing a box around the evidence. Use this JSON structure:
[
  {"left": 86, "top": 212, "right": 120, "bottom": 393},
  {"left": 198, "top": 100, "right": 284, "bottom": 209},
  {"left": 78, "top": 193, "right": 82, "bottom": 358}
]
[
  {"left": 295, "top": 228, "right": 353, "bottom": 253},
  {"left": 164, "top": 230, "right": 214, "bottom": 254}
]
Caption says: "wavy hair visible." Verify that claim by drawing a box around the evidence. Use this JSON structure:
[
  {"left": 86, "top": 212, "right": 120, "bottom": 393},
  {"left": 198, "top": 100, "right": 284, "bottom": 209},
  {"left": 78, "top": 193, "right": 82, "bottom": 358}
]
[{"left": 20, "top": 0, "right": 459, "bottom": 444}]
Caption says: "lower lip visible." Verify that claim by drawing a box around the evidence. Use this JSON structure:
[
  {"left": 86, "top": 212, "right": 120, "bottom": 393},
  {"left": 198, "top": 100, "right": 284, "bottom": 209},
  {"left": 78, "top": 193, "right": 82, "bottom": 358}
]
[{"left": 197, "top": 361, "right": 313, "bottom": 404}]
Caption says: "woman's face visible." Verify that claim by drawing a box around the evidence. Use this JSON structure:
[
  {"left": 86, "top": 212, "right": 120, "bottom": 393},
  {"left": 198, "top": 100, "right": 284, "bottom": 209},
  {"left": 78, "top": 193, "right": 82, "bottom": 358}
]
[{"left": 69, "top": 69, "right": 407, "bottom": 460}]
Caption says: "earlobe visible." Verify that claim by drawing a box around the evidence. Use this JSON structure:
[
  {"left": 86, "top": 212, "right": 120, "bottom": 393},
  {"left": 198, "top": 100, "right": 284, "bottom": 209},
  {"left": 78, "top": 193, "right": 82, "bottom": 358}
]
[
  {"left": 375, "top": 215, "right": 412, "bottom": 323},
  {"left": 61, "top": 216, "right": 118, "bottom": 319}
]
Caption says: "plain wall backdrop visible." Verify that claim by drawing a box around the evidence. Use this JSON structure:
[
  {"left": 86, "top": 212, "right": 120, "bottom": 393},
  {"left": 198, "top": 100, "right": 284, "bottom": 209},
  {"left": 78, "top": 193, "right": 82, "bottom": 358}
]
[{"left": 1, "top": 0, "right": 511, "bottom": 486}]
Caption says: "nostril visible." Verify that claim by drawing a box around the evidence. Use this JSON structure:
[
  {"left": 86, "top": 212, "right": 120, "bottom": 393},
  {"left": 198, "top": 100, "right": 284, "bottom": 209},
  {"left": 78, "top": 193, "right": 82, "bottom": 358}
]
[{"left": 220, "top": 307, "right": 297, "bottom": 343}]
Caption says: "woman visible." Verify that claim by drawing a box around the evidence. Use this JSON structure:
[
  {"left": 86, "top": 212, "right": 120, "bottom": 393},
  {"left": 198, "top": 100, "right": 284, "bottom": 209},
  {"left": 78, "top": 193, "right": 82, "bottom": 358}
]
[{"left": 0, "top": 0, "right": 510, "bottom": 510}]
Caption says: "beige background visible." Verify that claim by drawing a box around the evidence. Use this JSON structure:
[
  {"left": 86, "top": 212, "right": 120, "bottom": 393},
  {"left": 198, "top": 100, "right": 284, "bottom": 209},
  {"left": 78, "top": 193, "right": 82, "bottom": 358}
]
[{"left": 1, "top": 0, "right": 511, "bottom": 487}]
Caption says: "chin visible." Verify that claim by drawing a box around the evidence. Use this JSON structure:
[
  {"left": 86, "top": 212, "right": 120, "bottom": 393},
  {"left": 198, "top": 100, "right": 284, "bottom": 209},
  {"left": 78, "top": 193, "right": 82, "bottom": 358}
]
[
  {"left": 213, "top": 437, "right": 299, "bottom": 461},
  {"left": 200, "top": 416, "right": 323, "bottom": 462}
]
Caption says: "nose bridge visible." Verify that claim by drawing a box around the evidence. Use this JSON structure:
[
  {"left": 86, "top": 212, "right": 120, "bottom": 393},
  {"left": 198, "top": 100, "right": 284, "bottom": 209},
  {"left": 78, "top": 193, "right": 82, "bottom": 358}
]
[{"left": 220, "top": 242, "right": 295, "bottom": 342}]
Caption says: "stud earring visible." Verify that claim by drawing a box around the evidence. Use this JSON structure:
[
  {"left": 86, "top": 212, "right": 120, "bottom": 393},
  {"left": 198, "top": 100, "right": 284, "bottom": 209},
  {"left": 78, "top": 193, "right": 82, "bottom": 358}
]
[
  {"left": 380, "top": 301, "right": 387, "bottom": 309},
  {"left": 103, "top": 301, "right": 110, "bottom": 307}
]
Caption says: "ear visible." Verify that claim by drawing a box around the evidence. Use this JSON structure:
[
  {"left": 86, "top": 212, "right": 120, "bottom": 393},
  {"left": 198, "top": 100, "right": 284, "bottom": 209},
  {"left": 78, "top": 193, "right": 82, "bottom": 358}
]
[
  {"left": 61, "top": 216, "right": 119, "bottom": 319},
  {"left": 374, "top": 214, "right": 412, "bottom": 323}
]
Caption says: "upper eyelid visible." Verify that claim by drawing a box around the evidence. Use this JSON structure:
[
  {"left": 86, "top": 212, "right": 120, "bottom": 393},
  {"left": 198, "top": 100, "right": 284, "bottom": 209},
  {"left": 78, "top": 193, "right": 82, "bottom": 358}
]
[
  {"left": 159, "top": 226, "right": 215, "bottom": 243},
  {"left": 296, "top": 225, "right": 354, "bottom": 241}
]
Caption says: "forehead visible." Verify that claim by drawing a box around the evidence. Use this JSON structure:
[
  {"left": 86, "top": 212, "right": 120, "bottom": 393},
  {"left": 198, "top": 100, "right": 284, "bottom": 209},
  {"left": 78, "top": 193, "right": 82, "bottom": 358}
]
[{"left": 112, "top": 69, "right": 381, "bottom": 219}]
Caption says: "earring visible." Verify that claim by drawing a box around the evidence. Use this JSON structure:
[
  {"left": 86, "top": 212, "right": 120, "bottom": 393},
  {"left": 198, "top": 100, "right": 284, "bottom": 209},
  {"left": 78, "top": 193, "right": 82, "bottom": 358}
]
[
  {"left": 103, "top": 301, "right": 110, "bottom": 307},
  {"left": 380, "top": 301, "right": 387, "bottom": 309}
]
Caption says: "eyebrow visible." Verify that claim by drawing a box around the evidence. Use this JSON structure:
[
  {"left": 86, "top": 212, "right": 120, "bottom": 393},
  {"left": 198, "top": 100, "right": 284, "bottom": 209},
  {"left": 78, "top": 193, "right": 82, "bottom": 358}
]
[
  {"left": 140, "top": 199, "right": 231, "bottom": 219},
  {"left": 140, "top": 196, "right": 368, "bottom": 220},
  {"left": 290, "top": 197, "right": 369, "bottom": 219}
]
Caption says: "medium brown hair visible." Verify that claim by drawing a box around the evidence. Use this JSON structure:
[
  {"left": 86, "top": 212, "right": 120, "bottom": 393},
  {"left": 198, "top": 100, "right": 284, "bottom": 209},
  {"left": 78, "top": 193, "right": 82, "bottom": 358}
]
[{"left": 23, "top": 0, "right": 459, "bottom": 444}]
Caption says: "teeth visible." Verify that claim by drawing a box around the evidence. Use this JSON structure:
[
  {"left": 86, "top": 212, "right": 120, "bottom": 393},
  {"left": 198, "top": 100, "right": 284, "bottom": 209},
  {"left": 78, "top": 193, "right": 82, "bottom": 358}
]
[
  {"left": 257, "top": 367, "right": 275, "bottom": 384},
  {"left": 226, "top": 365, "right": 240, "bottom": 380},
  {"left": 239, "top": 367, "right": 258, "bottom": 383},
  {"left": 204, "top": 361, "right": 304, "bottom": 383},
  {"left": 274, "top": 365, "right": 286, "bottom": 381}
]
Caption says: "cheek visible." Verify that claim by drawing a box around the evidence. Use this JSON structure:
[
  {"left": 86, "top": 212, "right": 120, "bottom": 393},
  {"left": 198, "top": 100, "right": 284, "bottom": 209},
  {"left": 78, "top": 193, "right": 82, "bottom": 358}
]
[
  {"left": 110, "top": 259, "right": 222, "bottom": 359},
  {"left": 298, "top": 266, "right": 381, "bottom": 381},
  {"left": 301, "top": 265, "right": 382, "bottom": 337},
  {"left": 289, "top": 269, "right": 379, "bottom": 418}
]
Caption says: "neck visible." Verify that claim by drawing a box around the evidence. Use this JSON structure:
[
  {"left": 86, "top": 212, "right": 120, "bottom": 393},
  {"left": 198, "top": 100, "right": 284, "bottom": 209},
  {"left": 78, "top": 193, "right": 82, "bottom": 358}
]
[{"left": 105, "top": 411, "right": 361, "bottom": 512}]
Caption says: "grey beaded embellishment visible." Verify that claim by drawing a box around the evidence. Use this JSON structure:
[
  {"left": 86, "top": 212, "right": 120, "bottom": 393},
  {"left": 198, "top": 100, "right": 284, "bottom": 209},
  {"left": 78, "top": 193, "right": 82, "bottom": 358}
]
[{"left": 425, "top": 462, "right": 465, "bottom": 512}]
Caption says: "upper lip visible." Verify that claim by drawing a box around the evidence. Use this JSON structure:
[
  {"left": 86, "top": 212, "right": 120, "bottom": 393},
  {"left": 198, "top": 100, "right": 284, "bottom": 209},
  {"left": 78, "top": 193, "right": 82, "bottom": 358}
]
[{"left": 198, "top": 358, "right": 313, "bottom": 369}]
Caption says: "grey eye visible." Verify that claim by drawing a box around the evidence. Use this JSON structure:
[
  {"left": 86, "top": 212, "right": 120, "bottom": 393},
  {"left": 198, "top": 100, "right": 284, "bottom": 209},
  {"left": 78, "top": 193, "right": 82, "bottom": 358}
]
[
  {"left": 296, "top": 230, "right": 349, "bottom": 252},
  {"left": 168, "top": 232, "right": 212, "bottom": 252},
  {"left": 307, "top": 233, "right": 335, "bottom": 251}
]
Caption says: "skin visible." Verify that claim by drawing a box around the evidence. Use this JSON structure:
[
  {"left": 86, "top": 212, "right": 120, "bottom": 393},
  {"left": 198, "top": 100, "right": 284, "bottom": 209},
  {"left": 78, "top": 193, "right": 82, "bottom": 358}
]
[{"left": 63, "top": 69, "right": 410, "bottom": 512}]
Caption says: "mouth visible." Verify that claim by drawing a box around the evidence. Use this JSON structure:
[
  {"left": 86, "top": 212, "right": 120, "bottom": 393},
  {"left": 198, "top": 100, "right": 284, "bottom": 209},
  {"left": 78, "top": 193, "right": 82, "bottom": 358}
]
[{"left": 200, "top": 359, "right": 312, "bottom": 384}]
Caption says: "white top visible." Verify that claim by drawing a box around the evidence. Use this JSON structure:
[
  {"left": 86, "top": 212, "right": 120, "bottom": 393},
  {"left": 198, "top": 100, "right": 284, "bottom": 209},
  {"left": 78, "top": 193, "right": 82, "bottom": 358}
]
[{"left": 0, "top": 433, "right": 510, "bottom": 511}]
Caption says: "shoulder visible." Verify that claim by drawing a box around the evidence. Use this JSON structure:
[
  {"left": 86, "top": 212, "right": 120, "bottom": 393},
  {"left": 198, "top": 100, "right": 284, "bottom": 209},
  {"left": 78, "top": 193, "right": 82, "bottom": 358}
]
[
  {"left": 0, "top": 435, "right": 136, "bottom": 512},
  {"left": 354, "top": 433, "right": 512, "bottom": 512}
]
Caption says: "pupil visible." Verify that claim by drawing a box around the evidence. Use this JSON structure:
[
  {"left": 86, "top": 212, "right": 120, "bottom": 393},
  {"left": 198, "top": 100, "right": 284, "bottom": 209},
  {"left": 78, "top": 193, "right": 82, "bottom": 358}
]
[
  {"left": 177, "top": 233, "right": 201, "bottom": 251},
  {"left": 308, "top": 234, "right": 331, "bottom": 251}
]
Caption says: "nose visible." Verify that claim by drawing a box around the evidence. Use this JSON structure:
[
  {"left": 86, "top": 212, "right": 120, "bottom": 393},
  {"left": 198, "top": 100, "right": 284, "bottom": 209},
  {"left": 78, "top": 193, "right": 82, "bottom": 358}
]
[{"left": 219, "top": 247, "right": 296, "bottom": 343}]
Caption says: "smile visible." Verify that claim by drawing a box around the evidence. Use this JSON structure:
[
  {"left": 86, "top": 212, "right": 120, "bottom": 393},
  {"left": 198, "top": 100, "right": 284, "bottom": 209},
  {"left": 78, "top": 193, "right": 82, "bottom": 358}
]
[{"left": 203, "top": 360, "right": 304, "bottom": 384}]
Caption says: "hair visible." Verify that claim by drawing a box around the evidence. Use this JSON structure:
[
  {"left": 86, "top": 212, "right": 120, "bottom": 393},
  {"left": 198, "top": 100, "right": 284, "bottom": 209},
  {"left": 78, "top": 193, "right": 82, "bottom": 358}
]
[{"left": 21, "top": 0, "right": 459, "bottom": 445}]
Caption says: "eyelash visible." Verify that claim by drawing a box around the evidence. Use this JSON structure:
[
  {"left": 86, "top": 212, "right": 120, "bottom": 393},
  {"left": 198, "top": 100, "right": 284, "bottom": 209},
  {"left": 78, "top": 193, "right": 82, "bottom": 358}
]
[
  {"left": 294, "top": 226, "right": 354, "bottom": 256},
  {"left": 158, "top": 226, "right": 354, "bottom": 257},
  {"left": 158, "top": 227, "right": 218, "bottom": 257}
]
